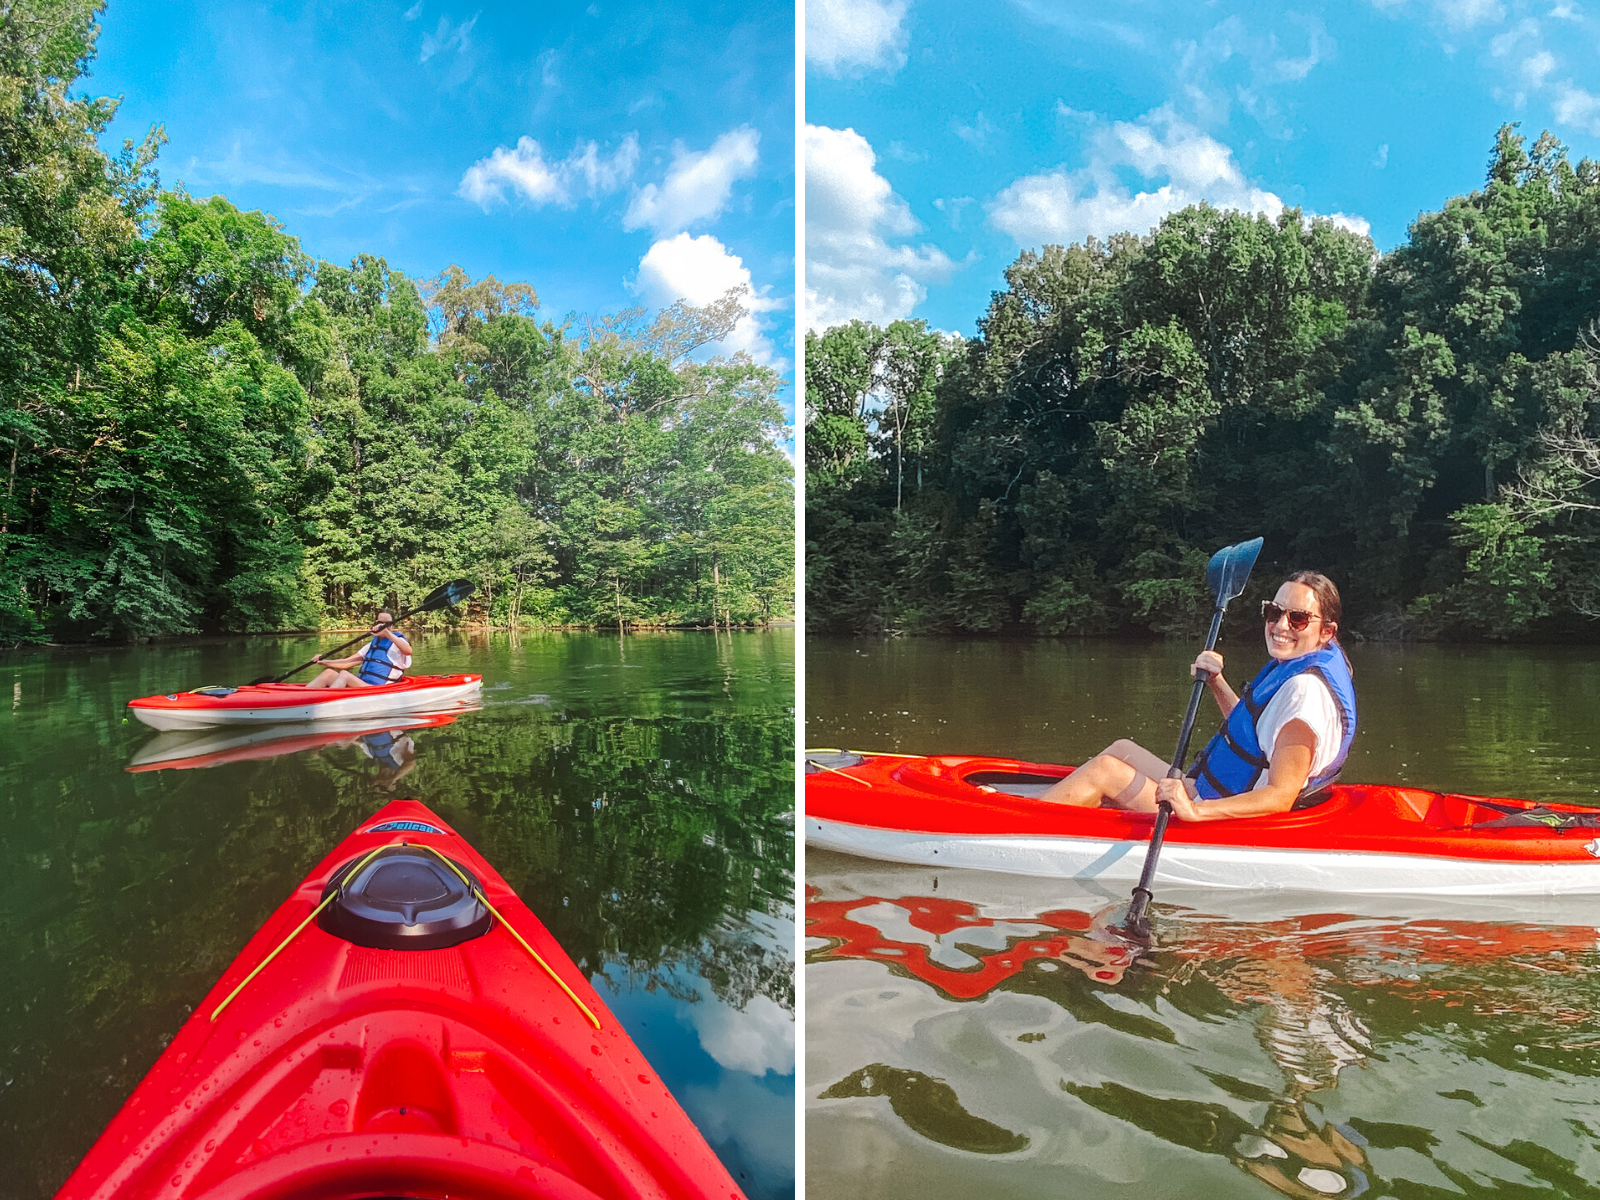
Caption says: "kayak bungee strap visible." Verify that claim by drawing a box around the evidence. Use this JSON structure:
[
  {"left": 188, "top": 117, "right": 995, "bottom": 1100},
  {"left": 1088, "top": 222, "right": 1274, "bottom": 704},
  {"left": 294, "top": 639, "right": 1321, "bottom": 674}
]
[
  {"left": 209, "top": 841, "right": 406, "bottom": 1022},
  {"left": 417, "top": 845, "right": 603, "bottom": 1031},
  {"left": 805, "top": 758, "right": 873, "bottom": 787}
]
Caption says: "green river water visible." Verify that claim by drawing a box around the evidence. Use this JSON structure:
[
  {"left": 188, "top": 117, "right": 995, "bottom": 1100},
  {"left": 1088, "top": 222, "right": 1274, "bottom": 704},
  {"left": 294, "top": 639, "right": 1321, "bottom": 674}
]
[
  {"left": 0, "top": 628, "right": 795, "bottom": 1198},
  {"left": 806, "top": 636, "right": 1600, "bottom": 1200}
]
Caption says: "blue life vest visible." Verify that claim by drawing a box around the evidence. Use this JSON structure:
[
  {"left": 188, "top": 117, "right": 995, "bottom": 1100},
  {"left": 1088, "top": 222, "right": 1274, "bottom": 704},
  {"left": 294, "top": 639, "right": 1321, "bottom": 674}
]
[
  {"left": 1188, "top": 646, "right": 1357, "bottom": 801},
  {"left": 357, "top": 634, "right": 409, "bottom": 685}
]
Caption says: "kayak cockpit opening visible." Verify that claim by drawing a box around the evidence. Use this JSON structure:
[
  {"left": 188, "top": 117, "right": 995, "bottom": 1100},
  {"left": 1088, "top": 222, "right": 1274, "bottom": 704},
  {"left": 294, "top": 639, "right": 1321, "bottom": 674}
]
[{"left": 963, "top": 771, "right": 1068, "bottom": 799}]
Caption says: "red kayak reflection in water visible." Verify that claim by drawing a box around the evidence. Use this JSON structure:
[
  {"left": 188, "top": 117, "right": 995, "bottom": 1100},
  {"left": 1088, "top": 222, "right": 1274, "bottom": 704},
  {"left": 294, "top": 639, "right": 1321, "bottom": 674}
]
[
  {"left": 126, "top": 712, "right": 462, "bottom": 775},
  {"left": 809, "top": 885, "right": 1600, "bottom": 1198},
  {"left": 807, "top": 888, "right": 1598, "bottom": 1003},
  {"left": 806, "top": 887, "right": 1136, "bottom": 994}
]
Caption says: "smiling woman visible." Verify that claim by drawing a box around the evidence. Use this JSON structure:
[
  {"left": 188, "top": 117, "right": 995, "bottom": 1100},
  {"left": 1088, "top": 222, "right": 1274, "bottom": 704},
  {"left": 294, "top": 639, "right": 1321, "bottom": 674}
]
[{"left": 1040, "top": 572, "right": 1358, "bottom": 821}]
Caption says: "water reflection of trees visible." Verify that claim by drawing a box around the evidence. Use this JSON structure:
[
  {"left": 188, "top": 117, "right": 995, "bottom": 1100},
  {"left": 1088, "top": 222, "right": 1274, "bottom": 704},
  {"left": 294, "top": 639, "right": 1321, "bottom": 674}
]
[{"left": 6, "top": 698, "right": 792, "bottom": 1196}]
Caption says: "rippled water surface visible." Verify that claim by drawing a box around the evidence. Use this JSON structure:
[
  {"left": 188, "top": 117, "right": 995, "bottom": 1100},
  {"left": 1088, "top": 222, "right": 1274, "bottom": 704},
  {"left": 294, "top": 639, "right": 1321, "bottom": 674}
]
[
  {"left": 1, "top": 628, "right": 795, "bottom": 1199},
  {"left": 806, "top": 636, "right": 1600, "bottom": 1200}
]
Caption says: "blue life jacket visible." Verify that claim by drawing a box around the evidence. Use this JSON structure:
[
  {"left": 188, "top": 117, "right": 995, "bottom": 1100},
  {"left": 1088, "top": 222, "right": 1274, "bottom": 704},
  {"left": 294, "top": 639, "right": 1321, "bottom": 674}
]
[
  {"left": 1188, "top": 646, "right": 1357, "bottom": 801},
  {"left": 357, "top": 634, "right": 409, "bottom": 685}
]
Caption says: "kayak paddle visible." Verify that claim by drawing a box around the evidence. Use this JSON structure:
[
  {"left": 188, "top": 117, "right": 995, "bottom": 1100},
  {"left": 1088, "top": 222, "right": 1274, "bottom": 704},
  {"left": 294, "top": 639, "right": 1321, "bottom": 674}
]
[
  {"left": 1120, "top": 537, "right": 1263, "bottom": 942},
  {"left": 248, "top": 578, "right": 476, "bottom": 686}
]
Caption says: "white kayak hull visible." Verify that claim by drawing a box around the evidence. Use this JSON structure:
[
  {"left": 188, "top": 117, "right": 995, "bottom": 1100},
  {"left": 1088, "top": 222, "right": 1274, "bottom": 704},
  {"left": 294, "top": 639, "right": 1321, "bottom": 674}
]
[
  {"left": 807, "top": 815, "right": 1600, "bottom": 898},
  {"left": 130, "top": 679, "right": 483, "bottom": 731}
]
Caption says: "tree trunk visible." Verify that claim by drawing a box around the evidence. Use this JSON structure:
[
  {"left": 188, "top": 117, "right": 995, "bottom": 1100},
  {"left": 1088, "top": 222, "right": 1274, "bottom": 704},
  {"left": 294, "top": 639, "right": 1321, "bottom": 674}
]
[{"left": 712, "top": 555, "right": 722, "bottom": 630}]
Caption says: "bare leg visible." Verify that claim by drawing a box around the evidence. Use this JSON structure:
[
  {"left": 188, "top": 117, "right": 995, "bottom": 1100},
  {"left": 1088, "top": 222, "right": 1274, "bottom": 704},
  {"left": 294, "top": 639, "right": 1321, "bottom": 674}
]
[
  {"left": 305, "top": 669, "right": 370, "bottom": 689},
  {"left": 1038, "top": 739, "right": 1166, "bottom": 810}
]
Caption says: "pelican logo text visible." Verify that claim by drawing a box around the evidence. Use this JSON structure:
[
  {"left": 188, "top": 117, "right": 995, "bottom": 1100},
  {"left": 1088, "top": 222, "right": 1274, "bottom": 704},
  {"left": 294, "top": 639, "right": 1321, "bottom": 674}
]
[{"left": 364, "top": 819, "right": 446, "bottom": 835}]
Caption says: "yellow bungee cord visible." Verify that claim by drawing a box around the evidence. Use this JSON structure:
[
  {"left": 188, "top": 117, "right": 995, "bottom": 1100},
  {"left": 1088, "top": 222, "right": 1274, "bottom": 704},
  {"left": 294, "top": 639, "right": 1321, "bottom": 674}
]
[
  {"left": 207, "top": 839, "right": 602, "bottom": 1032},
  {"left": 417, "top": 844, "right": 601, "bottom": 1031},
  {"left": 209, "top": 841, "right": 403, "bottom": 1021}
]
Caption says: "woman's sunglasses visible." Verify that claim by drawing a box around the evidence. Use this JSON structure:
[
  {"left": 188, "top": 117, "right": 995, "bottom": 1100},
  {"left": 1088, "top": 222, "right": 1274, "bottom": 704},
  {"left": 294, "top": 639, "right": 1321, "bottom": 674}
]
[{"left": 1262, "top": 601, "right": 1320, "bottom": 632}]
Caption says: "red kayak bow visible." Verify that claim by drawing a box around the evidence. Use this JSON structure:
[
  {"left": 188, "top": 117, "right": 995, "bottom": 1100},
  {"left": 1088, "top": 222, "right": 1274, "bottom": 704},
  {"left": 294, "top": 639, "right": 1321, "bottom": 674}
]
[{"left": 57, "top": 799, "right": 744, "bottom": 1200}]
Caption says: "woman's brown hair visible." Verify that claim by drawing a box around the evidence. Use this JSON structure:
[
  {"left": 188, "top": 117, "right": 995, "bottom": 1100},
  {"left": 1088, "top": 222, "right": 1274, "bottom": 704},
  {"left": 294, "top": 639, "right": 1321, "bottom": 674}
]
[{"left": 1285, "top": 570, "right": 1341, "bottom": 641}]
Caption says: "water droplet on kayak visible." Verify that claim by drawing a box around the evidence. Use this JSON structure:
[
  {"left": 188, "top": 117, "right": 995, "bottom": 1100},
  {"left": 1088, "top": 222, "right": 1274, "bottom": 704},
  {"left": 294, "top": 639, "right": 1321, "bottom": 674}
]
[
  {"left": 330, "top": 1100, "right": 349, "bottom": 1116},
  {"left": 638, "top": 1074, "right": 651, "bottom": 1085},
  {"left": 204, "top": 1140, "right": 215, "bottom": 1152},
  {"left": 590, "top": 1044, "right": 602, "bottom": 1056}
]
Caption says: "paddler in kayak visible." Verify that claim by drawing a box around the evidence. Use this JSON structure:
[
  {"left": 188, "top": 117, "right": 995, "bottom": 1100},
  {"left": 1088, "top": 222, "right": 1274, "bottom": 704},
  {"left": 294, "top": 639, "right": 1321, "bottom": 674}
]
[
  {"left": 1041, "top": 571, "right": 1356, "bottom": 820},
  {"left": 304, "top": 609, "right": 413, "bottom": 689}
]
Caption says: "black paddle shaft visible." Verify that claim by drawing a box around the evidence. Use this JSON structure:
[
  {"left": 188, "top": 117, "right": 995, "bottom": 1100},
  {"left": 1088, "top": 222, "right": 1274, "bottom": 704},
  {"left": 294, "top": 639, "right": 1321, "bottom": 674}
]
[
  {"left": 251, "top": 579, "right": 475, "bottom": 685},
  {"left": 1125, "top": 605, "right": 1226, "bottom": 931}
]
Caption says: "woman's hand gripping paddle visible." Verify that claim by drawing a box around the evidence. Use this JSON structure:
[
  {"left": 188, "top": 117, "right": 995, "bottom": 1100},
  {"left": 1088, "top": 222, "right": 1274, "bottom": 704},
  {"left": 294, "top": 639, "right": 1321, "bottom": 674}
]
[
  {"left": 247, "top": 579, "right": 476, "bottom": 686},
  {"left": 1118, "top": 537, "right": 1263, "bottom": 943}
]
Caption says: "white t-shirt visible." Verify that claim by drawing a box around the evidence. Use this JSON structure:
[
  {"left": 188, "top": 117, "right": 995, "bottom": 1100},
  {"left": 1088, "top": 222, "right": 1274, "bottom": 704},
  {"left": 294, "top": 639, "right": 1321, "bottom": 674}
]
[{"left": 1256, "top": 674, "right": 1343, "bottom": 780}]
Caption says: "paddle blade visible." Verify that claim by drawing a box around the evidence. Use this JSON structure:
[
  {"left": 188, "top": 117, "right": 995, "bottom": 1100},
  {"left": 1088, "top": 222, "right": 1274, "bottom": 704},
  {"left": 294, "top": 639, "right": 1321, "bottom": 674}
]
[
  {"left": 1205, "top": 537, "right": 1264, "bottom": 606},
  {"left": 419, "top": 578, "right": 475, "bottom": 612}
]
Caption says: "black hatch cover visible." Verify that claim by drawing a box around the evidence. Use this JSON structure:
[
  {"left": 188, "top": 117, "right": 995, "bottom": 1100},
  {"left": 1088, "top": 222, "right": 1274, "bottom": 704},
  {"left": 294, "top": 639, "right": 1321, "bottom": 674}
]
[{"left": 318, "top": 846, "right": 492, "bottom": 950}]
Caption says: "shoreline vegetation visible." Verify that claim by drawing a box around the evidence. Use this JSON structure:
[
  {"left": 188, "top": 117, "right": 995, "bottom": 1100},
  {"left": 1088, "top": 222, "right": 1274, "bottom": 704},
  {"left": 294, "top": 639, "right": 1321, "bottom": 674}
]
[
  {"left": 2, "top": 622, "right": 794, "bottom": 653},
  {"left": 806, "top": 127, "right": 1600, "bottom": 644},
  {"left": 0, "top": 1, "right": 794, "bottom": 648}
]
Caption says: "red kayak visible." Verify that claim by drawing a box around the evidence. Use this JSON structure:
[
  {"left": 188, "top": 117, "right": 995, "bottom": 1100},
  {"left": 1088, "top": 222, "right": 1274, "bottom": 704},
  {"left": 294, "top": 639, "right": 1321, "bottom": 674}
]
[
  {"left": 58, "top": 799, "right": 744, "bottom": 1200},
  {"left": 805, "top": 751, "right": 1600, "bottom": 896},
  {"left": 127, "top": 675, "right": 484, "bottom": 731}
]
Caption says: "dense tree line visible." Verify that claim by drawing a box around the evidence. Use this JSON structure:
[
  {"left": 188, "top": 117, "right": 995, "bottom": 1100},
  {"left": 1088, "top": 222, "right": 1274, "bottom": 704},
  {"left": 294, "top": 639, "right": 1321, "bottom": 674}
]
[
  {"left": 0, "top": 0, "right": 793, "bottom": 643},
  {"left": 807, "top": 127, "right": 1600, "bottom": 641}
]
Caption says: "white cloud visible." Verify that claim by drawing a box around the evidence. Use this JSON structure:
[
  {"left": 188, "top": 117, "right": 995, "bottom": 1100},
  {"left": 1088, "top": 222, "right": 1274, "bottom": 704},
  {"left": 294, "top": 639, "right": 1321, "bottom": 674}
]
[
  {"left": 457, "top": 134, "right": 639, "bottom": 208},
  {"left": 1553, "top": 81, "right": 1600, "bottom": 131},
  {"left": 1325, "top": 212, "right": 1374, "bottom": 237},
  {"left": 686, "top": 993, "right": 794, "bottom": 1076},
  {"left": 634, "top": 232, "right": 782, "bottom": 363},
  {"left": 987, "top": 110, "right": 1370, "bottom": 246},
  {"left": 1173, "top": 14, "right": 1334, "bottom": 132},
  {"left": 404, "top": 0, "right": 423, "bottom": 18},
  {"left": 804, "top": 123, "right": 957, "bottom": 330},
  {"left": 1435, "top": 0, "right": 1505, "bottom": 27},
  {"left": 1522, "top": 49, "right": 1558, "bottom": 86},
  {"left": 952, "top": 112, "right": 996, "bottom": 149},
  {"left": 624, "top": 127, "right": 760, "bottom": 235},
  {"left": 806, "top": 0, "right": 909, "bottom": 75},
  {"left": 420, "top": 13, "right": 476, "bottom": 62}
]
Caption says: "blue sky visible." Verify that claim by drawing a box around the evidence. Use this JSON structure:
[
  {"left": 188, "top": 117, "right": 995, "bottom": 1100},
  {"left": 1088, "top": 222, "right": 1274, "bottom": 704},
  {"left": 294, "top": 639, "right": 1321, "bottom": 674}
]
[
  {"left": 804, "top": 0, "right": 1600, "bottom": 335},
  {"left": 88, "top": 0, "right": 795, "bottom": 377}
]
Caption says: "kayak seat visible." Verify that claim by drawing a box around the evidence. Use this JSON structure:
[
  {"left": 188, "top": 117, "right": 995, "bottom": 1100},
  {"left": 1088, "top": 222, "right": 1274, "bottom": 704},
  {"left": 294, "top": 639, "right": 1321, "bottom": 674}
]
[
  {"left": 1291, "top": 775, "right": 1340, "bottom": 811},
  {"left": 964, "top": 771, "right": 1065, "bottom": 799}
]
